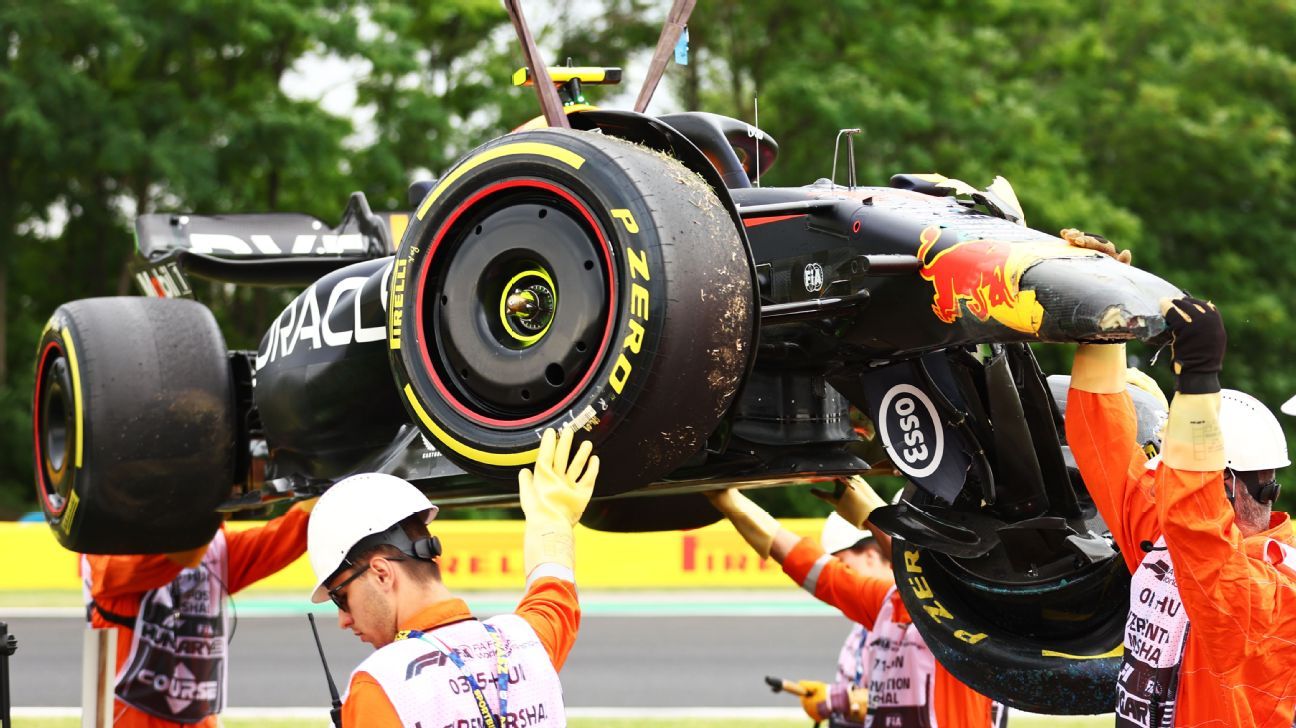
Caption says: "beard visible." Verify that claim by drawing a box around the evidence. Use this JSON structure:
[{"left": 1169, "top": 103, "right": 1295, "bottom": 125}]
[
  {"left": 1233, "top": 483, "right": 1273, "bottom": 538},
  {"left": 355, "top": 581, "right": 398, "bottom": 648}
]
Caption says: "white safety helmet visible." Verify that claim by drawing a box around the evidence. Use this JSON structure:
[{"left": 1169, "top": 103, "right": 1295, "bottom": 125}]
[
  {"left": 307, "top": 473, "right": 439, "bottom": 603},
  {"left": 1220, "top": 389, "right": 1291, "bottom": 472},
  {"left": 820, "top": 512, "right": 874, "bottom": 555},
  {"left": 1281, "top": 395, "right": 1296, "bottom": 417}
]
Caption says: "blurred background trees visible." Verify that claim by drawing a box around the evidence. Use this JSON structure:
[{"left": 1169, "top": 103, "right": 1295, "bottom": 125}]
[{"left": 3, "top": 0, "right": 1295, "bottom": 515}]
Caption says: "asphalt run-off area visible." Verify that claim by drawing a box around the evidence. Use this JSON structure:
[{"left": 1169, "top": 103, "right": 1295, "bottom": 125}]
[{"left": 5, "top": 590, "right": 850, "bottom": 710}]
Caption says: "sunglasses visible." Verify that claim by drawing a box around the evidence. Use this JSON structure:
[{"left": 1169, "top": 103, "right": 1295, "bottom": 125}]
[
  {"left": 326, "top": 562, "right": 371, "bottom": 612},
  {"left": 1226, "top": 470, "right": 1281, "bottom": 504}
]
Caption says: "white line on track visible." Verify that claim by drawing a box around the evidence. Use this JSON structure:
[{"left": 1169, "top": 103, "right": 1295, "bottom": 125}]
[
  {"left": 0, "top": 590, "right": 842, "bottom": 619},
  {"left": 16, "top": 707, "right": 811, "bottom": 719},
  {"left": 13, "top": 707, "right": 1109, "bottom": 721}
]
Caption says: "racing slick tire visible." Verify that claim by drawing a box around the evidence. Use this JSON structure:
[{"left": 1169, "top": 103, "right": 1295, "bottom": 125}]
[
  {"left": 888, "top": 376, "right": 1167, "bottom": 714},
  {"left": 390, "top": 128, "right": 755, "bottom": 494},
  {"left": 891, "top": 521, "right": 1127, "bottom": 715},
  {"left": 33, "top": 297, "right": 235, "bottom": 553}
]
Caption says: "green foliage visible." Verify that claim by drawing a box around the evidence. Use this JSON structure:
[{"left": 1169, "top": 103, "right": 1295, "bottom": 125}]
[
  {"left": 749, "top": 474, "right": 906, "bottom": 521},
  {"left": 4, "top": 0, "right": 1296, "bottom": 518},
  {"left": 679, "top": 0, "right": 1296, "bottom": 513},
  {"left": 0, "top": 0, "right": 524, "bottom": 510}
]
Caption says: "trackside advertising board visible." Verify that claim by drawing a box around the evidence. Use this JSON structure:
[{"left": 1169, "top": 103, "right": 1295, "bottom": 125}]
[{"left": 0, "top": 519, "right": 825, "bottom": 592}]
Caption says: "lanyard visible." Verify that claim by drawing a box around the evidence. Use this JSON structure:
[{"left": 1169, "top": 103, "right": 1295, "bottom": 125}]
[
  {"left": 397, "top": 623, "right": 509, "bottom": 728},
  {"left": 853, "top": 626, "right": 866, "bottom": 687}
]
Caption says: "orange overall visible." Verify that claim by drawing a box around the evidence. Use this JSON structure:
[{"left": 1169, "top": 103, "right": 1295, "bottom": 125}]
[
  {"left": 82, "top": 504, "right": 310, "bottom": 728},
  {"left": 782, "top": 537, "right": 999, "bottom": 727},
  {"left": 1067, "top": 388, "right": 1296, "bottom": 726}
]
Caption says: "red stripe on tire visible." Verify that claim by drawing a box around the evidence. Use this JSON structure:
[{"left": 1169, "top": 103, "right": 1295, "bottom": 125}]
[
  {"left": 33, "top": 340, "right": 67, "bottom": 517},
  {"left": 412, "top": 178, "right": 618, "bottom": 428}
]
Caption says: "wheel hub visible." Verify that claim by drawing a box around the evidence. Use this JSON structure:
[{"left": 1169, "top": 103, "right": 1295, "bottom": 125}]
[
  {"left": 424, "top": 187, "right": 613, "bottom": 422},
  {"left": 500, "top": 269, "right": 556, "bottom": 343}
]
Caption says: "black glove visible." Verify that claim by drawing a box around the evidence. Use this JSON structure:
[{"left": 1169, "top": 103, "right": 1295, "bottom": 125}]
[{"left": 1162, "top": 296, "right": 1225, "bottom": 394}]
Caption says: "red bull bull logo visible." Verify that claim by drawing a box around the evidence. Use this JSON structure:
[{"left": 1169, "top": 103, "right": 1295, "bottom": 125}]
[{"left": 916, "top": 226, "right": 1045, "bottom": 334}]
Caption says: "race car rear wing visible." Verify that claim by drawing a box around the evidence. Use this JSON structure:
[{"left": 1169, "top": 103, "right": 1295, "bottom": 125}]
[{"left": 132, "top": 192, "right": 408, "bottom": 294}]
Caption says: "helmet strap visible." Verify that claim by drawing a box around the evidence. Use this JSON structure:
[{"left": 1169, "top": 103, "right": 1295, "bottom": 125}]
[
  {"left": 412, "top": 535, "right": 442, "bottom": 561},
  {"left": 349, "top": 523, "right": 442, "bottom": 564}
]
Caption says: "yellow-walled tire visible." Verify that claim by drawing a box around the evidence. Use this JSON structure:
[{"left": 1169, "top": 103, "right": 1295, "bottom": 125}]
[
  {"left": 33, "top": 298, "right": 234, "bottom": 553},
  {"left": 388, "top": 129, "right": 755, "bottom": 492}
]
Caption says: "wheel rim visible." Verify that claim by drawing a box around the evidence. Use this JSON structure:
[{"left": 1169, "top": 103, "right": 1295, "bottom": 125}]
[
  {"left": 33, "top": 342, "right": 74, "bottom": 516},
  {"left": 414, "top": 179, "right": 618, "bottom": 427}
]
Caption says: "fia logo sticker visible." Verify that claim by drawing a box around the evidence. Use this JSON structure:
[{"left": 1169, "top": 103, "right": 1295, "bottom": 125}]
[{"left": 803, "top": 263, "right": 824, "bottom": 293}]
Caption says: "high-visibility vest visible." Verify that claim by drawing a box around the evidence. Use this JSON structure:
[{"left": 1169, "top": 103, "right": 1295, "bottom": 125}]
[
  {"left": 863, "top": 588, "right": 939, "bottom": 727},
  {"left": 115, "top": 532, "right": 230, "bottom": 723},
  {"left": 353, "top": 613, "right": 565, "bottom": 726},
  {"left": 1115, "top": 536, "right": 1191, "bottom": 728}
]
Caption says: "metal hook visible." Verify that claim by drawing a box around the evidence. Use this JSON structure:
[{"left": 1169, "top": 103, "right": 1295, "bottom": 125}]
[{"left": 831, "top": 128, "right": 862, "bottom": 190}]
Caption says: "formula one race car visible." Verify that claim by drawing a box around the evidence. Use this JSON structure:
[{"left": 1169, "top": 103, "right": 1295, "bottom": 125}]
[{"left": 32, "top": 1, "right": 1182, "bottom": 714}]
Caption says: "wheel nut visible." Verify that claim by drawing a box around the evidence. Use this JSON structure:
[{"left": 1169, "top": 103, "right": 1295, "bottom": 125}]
[{"left": 507, "top": 291, "right": 538, "bottom": 317}]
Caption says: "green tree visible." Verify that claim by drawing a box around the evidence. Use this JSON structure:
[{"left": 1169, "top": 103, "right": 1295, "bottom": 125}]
[
  {"left": 1, "top": 1, "right": 135, "bottom": 513},
  {"left": 0, "top": 0, "right": 595, "bottom": 513},
  {"left": 0, "top": 0, "right": 377, "bottom": 512},
  {"left": 671, "top": 0, "right": 1296, "bottom": 513},
  {"left": 6, "top": 0, "right": 1296, "bottom": 520}
]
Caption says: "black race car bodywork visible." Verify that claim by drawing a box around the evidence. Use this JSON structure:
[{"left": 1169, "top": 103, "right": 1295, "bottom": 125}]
[
  {"left": 34, "top": 24, "right": 1181, "bottom": 714},
  {"left": 90, "top": 114, "right": 1175, "bottom": 516}
]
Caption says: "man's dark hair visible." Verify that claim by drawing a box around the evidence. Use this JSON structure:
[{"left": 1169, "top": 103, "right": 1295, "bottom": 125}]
[
  {"left": 348, "top": 515, "right": 441, "bottom": 583},
  {"left": 848, "top": 538, "right": 883, "bottom": 558}
]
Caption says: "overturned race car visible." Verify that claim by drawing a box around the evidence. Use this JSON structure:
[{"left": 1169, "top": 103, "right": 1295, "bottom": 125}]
[{"left": 32, "top": 2, "right": 1181, "bottom": 715}]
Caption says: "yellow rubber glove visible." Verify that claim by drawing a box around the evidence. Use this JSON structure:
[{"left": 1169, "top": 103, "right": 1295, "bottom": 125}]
[
  {"left": 845, "top": 686, "right": 869, "bottom": 723},
  {"left": 519, "top": 427, "right": 599, "bottom": 575},
  {"left": 1162, "top": 392, "right": 1224, "bottom": 472},
  {"left": 705, "top": 488, "right": 780, "bottom": 559},
  {"left": 811, "top": 476, "right": 887, "bottom": 530},
  {"left": 796, "top": 680, "right": 830, "bottom": 722},
  {"left": 1125, "top": 367, "right": 1169, "bottom": 410},
  {"left": 1060, "top": 228, "right": 1132, "bottom": 264},
  {"left": 293, "top": 496, "right": 320, "bottom": 514},
  {"left": 1071, "top": 343, "right": 1127, "bottom": 394}
]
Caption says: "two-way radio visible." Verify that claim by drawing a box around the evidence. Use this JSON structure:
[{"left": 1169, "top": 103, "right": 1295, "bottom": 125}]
[
  {"left": 0, "top": 622, "right": 15, "bottom": 728},
  {"left": 306, "top": 613, "right": 343, "bottom": 728}
]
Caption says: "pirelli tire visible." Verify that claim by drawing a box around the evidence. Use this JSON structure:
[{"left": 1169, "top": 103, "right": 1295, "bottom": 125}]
[
  {"left": 389, "top": 128, "right": 755, "bottom": 491},
  {"left": 889, "top": 375, "right": 1169, "bottom": 714},
  {"left": 33, "top": 297, "right": 236, "bottom": 553},
  {"left": 892, "top": 531, "right": 1126, "bottom": 714}
]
